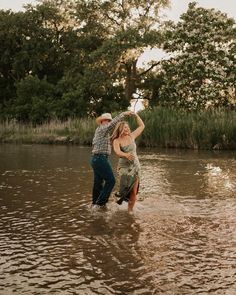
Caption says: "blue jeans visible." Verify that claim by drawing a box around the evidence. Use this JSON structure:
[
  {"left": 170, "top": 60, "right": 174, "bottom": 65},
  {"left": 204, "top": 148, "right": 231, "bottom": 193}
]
[{"left": 90, "top": 154, "right": 116, "bottom": 206}]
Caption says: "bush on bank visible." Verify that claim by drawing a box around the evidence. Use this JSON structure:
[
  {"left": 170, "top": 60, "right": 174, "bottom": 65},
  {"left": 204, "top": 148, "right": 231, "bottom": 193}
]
[{"left": 0, "top": 107, "right": 235, "bottom": 150}]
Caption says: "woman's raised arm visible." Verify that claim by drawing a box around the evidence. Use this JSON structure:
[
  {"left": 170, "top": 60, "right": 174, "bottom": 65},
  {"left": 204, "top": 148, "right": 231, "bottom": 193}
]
[{"left": 131, "top": 113, "right": 145, "bottom": 139}]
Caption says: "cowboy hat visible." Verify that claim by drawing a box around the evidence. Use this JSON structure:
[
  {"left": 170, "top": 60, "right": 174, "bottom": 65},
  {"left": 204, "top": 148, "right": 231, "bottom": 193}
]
[{"left": 96, "top": 113, "right": 112, "bottom": 125}]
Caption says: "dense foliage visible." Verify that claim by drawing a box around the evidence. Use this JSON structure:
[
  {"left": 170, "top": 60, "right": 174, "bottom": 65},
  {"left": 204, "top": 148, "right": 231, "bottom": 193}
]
[
  {"left": 0, "top": 1, "right": 235, "bottom": 123},
  {"left": 148, "top": 2, "right": 236, "bottom": 109}
]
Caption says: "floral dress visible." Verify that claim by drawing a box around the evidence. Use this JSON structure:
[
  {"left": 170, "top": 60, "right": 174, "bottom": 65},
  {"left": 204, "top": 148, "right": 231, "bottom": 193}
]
[{"left": 115, "top": 142, "right": 141, "bottom": 205}]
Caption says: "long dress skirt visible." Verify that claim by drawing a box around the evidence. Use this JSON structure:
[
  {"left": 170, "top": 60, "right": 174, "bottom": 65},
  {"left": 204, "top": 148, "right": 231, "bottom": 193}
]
[{"left": 115, "top": 143, "right": 141, "bottom": 205}]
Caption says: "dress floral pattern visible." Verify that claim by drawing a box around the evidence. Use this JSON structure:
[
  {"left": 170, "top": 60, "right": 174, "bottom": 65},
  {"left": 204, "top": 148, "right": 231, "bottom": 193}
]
[{"left": 115, "top": 142, "right": 141, "bottom": 205}]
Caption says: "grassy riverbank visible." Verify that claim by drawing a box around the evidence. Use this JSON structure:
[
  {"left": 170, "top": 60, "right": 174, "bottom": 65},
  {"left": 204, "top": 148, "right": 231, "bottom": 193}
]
[
  {"left": 0, "top": 118, "right": 96, "bottom": 145},
  {"left": 138, "top": 108, "right": 236, "bottom": 149},
  {"left": 0, "top": 108, "right": 236, "bottom": 149}
]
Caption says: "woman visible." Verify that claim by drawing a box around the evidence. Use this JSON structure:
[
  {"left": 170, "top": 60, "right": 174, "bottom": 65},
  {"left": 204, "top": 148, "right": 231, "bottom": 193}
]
[{"left": 111, "top": 113, "right": 145, "bottom": 212}]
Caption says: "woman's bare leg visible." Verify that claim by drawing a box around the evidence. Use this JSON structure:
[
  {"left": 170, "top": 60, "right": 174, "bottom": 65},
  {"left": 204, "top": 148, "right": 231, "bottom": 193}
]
[{"left": 128, "top": 179, "right": 139, "bottom": 213}]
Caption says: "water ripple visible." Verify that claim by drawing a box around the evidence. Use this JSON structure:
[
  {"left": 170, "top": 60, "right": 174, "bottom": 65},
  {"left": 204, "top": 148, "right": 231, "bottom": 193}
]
[{"left": 0, "top": 145, "right": 236, "bottom": 294}]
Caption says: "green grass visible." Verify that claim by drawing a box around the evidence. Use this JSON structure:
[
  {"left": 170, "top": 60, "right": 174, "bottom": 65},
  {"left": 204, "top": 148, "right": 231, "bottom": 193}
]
[
  {"left": 1, "top": 107, "right": 236, "bottom": 149},
  {"left": 0, "top": 118, "right": 96, "bottom": 145},
  {"left": 137, "top": 107, "right": 236, "bottom": 149}
]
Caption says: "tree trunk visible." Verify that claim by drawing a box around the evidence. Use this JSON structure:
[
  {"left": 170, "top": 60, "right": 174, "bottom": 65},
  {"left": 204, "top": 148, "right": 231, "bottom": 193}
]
[{"left": 124, "top": 59, "right": 137, "bottom": 102}]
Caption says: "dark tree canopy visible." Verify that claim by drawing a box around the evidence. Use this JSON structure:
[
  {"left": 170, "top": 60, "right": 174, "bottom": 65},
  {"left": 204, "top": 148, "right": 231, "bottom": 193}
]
[{"left": 0, "top": 1, "right": 235, "bottom": 123}]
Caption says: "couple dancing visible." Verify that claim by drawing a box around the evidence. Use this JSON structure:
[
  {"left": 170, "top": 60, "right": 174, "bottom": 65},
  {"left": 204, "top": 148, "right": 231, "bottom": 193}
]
[{"left": 90, "top": 110, "right": 145, "bottom": 213}]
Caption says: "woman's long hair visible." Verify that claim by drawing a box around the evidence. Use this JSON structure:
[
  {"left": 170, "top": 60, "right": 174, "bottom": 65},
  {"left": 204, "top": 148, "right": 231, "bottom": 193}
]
[{"left": 110, "top": 121, "right": 127, "bottom": 143}]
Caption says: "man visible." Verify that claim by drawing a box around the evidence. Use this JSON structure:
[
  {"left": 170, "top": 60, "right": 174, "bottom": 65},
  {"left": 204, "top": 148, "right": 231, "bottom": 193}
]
[{"left": 90, "top": 111, "right": 133, "bottom": 208}]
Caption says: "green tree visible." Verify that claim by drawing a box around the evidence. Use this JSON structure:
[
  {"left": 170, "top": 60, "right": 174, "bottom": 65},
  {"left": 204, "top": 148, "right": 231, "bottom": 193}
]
[
  {"left": 36, "top": 0, "right": 129, "bottom": 117},
  {"left": 0, "top": 10, "right": 24, "bottom": 111},
  {"left": 44, "top": 0, "right": 170, "bottom": 116},
  {"left": 0, "top": 3, "right": 74, "bottom": 120},
  {"left": 157, "top": 2, "right": 236, "bottom": 109},
  {"left": 14, "top": 75, "right": 55, "bottom": 123},
  {"left": 1, "top": 0, "right": 171, "bottom": 121},
  {"left": 74, "top": 0, "right": 170, "bottom": 106}
]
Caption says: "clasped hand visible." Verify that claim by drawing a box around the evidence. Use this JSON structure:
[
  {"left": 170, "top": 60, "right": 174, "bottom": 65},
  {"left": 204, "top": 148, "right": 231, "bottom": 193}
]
[{"left": 123, "top": 111, "right": 136, "bottom": 116}]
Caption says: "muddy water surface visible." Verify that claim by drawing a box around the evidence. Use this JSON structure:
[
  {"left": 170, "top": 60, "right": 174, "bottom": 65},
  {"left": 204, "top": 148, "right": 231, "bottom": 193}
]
[{"left": 0, "top": 144, "right": 235, "bottom": 294}]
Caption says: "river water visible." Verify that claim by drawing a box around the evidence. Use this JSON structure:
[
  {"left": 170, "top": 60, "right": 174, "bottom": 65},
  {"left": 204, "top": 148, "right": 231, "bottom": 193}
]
[{"left": 0, "top": 144, "right": 235, "bottom": 295}]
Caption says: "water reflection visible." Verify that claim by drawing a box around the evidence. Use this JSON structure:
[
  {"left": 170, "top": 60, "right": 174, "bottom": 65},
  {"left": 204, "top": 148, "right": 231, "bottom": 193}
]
[{"left": 0, "top": 144, "right": 236, "bottom": 294}]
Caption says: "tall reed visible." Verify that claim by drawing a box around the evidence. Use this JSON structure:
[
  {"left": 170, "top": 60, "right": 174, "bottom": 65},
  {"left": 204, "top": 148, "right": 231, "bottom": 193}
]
[
  {"left": 136, "top": 107, "right": 236, "bottom": 149},
  {"left": 0, "top": 108, "right": 235, "bottom": 149},
  {"left": 0, "top": 117, "right": 96, "bottom": 145}
]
